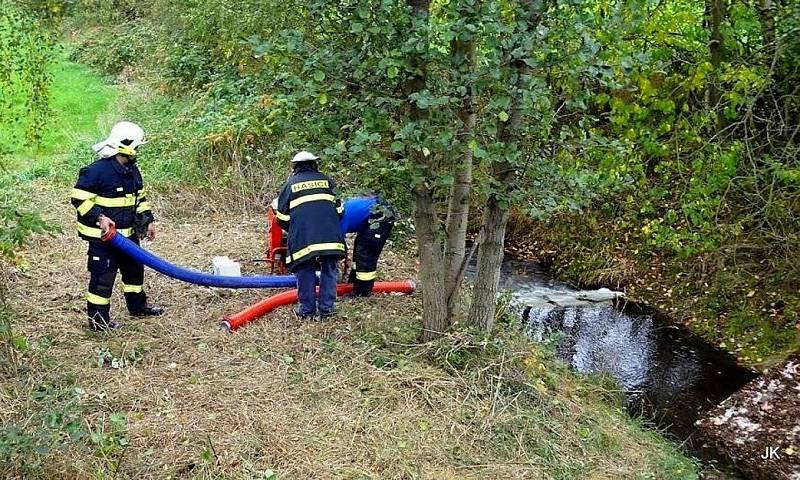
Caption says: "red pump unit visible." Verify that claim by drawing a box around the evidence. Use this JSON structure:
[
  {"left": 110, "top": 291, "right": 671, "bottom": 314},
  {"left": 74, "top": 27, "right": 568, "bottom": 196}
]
[{"left": 264, "top": 206, "right": 289, "bottom": 273}]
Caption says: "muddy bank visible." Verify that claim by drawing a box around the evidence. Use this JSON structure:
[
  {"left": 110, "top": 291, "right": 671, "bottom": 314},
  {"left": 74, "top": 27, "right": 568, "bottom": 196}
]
[{"left": 697, "top": 355, "right": 800, "bottom": 479}]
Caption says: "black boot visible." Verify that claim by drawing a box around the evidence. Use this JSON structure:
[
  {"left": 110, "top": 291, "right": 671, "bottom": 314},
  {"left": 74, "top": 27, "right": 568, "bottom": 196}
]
[
  {"left": 293, "top": 308, "right": 315, "bottom": 321},
  {"left": 130, "top": 305, "right": 165, "bottom": 317},
  {"left": 352, "top": 279, "right": 374, "bottom": 297}
]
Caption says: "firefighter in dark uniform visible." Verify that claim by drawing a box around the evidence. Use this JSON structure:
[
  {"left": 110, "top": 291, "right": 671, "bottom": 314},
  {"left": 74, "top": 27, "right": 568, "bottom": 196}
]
[
  {"left": 340, "top": 195, "right": 396, "bottom": 296},
  {"left": 70, "top": 121, "right": 164, "bottom": 331},
  {"left": 275, "top": 151, "right": 345, "bottom": 319}
]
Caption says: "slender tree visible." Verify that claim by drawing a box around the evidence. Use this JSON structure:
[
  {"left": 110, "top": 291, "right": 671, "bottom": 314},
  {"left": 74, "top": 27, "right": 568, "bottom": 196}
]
[{"left": 469, "top": 0, "right": 545, "bottom": 331}]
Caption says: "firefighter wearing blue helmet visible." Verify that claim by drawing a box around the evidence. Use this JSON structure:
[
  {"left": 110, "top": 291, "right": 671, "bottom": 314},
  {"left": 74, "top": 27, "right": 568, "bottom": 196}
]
[{"left": 340, "top": 195, "right": 396, "bottom": 296}]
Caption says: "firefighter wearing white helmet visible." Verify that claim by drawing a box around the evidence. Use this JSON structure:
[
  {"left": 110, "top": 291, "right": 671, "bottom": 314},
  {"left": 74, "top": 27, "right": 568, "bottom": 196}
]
[
  {"left": 70, "top": 121, "right": 164, "bottom": 331},
  {"left": 291, "top": 150, "right": 320, "bottom": 163},
  {"left": 275, "top": 150, "right": 345, "bottom": 319},
  {"left": 92, "top": 121, "right": 148, "bottom": 159}
]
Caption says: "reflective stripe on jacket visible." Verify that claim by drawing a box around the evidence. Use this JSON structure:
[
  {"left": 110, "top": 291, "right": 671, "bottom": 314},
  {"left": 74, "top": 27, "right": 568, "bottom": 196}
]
[
  {"left": 70, "top": 156, "right": 154, "bottom": 241},
  {"left": 276, "top": 165, "right": 345, "bottom": 269}
]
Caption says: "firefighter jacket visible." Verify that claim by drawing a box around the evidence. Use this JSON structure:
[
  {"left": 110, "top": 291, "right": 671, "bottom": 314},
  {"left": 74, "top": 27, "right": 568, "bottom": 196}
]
[
  {"left": 275, "top": 164, "right": 345, "bottom": 269},
  {"left": 70, "top": 156, "right": 154, "bottom": 241}
]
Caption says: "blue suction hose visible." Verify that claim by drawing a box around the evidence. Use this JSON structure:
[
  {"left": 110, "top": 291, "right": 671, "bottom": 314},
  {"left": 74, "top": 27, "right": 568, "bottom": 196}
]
[{"left": 102, "top": 226, "right": 296, "bottom": 288}]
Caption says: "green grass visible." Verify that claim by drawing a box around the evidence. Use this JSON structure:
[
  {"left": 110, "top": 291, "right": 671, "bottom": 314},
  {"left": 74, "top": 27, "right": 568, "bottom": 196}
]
[
  {"left": 114, "top": 85, "right": 200, "bottom": 183},
  {"left": 40, "top": 55, "right": 117, "bottom": 151},
  {"left": 5, "top": 50, "right": 116, "bottom": 181},
  {"left": 0, "top": 51, "right": 114, "bottom": 266},
  {"left": 6, "top": 50, "right": 202, "bottom": 186}
]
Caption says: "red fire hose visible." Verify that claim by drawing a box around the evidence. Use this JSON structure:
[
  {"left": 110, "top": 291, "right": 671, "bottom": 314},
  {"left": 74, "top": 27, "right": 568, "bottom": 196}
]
[{"left": 220, "top": 280, "right": 416, "bottom": 332}]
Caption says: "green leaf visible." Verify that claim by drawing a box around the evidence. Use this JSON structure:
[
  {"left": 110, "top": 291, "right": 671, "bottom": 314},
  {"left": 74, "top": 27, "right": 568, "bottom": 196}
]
[
  {"left": 351, "top": 23, "right": 363, "bottom": 33},
  {"left": 498, "top": 111, "right": 510, "bottom": 122},
  {"left": 313, "top": 71, "right": 325, "bottom": 82},
  {"left": 110, "top": 412, "right": 126, "bottom": 427},
  {"left": 418, "top": 420, "right": 430, "bottom": 432},
  {"left": 11, "top": 335, "right": 28, "bottom": 351},
  {"left": 390, "top": 141, "right": 404, "bottom": 152},
  {"left": 318, "top": 93, "right": 328, "bottom": 105},
  {"left": 387, "top": 66, "right": 399, "bottom": 79},
  {"left": 468, "top": 140, "right": 487, "bottom": 158}
]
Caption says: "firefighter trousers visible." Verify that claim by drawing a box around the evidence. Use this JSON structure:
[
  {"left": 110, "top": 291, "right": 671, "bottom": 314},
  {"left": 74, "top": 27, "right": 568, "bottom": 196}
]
[
  {"left": 349, "top": 211, "right": 395, "bottom": 296},
  {"left": 294, "top": 256, "right": 338, "bottom": 316},
  {"left": 86, "top": 238, "right": 147, "bottom": 325}
]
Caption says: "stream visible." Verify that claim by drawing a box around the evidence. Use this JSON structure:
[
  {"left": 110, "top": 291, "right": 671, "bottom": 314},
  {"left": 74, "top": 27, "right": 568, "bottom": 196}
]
[{"left": 469, "top": 255, "right": 757, "bottom": 466}]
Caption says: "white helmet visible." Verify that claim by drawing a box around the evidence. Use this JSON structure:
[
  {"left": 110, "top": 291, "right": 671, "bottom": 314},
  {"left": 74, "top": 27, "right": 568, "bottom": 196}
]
[
  {"left": 291, "top": 150, "right": 320, "bottom": 163},
  {"left": 93, "top": 121, "right": 147, "bottom": 158}
]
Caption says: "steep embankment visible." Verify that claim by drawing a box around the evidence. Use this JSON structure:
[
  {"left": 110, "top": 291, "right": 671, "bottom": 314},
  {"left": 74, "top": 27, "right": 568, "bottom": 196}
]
[{"left": 0, "top": 58, "right": 699, "bottom": 478}]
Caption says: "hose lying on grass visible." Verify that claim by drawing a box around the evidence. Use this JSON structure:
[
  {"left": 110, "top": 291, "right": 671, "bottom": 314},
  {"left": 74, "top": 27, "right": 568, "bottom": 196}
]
[
  {"left": 220, "top": 280, "right": 416, "bottom": 332},
  {"left": 102, "top": 225, "right": 296, "bottom": 288}
]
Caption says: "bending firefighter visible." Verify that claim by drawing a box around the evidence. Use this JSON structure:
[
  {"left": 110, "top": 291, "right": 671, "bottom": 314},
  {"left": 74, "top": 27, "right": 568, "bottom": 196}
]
[
  {"left": 340, "top": 195, "right": 396, "bottom": 296},
  {"left": 275, "top": 151, "right": 345, "bottom": 319},
  {"left": 70, "top": 121, "right": 164, "bottom": 331}
]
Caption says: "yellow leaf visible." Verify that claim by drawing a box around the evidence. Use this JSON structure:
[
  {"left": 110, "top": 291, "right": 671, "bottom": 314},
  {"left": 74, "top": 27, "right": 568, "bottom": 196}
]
[{"left": 522, "top": 357, "right": 535, "bottom": 368}]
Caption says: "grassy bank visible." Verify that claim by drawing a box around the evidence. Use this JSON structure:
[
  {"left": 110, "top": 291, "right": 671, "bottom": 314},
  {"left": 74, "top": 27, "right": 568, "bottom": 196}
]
[
  {"left": 0, "top": 50, "right": 115, "bottom": 264},
  {"left": 0, "top": 56, "right": 700, "bottom": 478},
  {"left": 2, "top": 184, "right": 698, "bottom": 479}
]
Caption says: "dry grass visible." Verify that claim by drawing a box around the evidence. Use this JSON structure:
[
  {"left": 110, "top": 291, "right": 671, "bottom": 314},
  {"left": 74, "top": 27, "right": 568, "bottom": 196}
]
[{"left": 0, "top": 181, "right": 696, "bottom": 479}]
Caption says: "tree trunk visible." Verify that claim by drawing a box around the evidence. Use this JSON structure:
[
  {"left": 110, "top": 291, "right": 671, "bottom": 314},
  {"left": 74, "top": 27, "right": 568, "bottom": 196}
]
[
  {"left": 403, "top": 0, "right": 449, "bottom": 342},
  {"left": 756, "top": 0, "right": 776, "bottom": 69},
  {"left": 706, "top": 0, "right": 725, "bottom": 131},
  {"left": 468, "top": 196, "right": 509, "bottom": 331},
  {"left": 468, "top": 0, "right": 538, "bottom": 331},
  {"left": 444, "top": 142, "right": 473, "bottom": 319},
  {"left": 414, "top": 183, "right": 449, "bottom": 342},
  {"left": 444, "top": 13, "right": 479, "bottom": 319}
]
